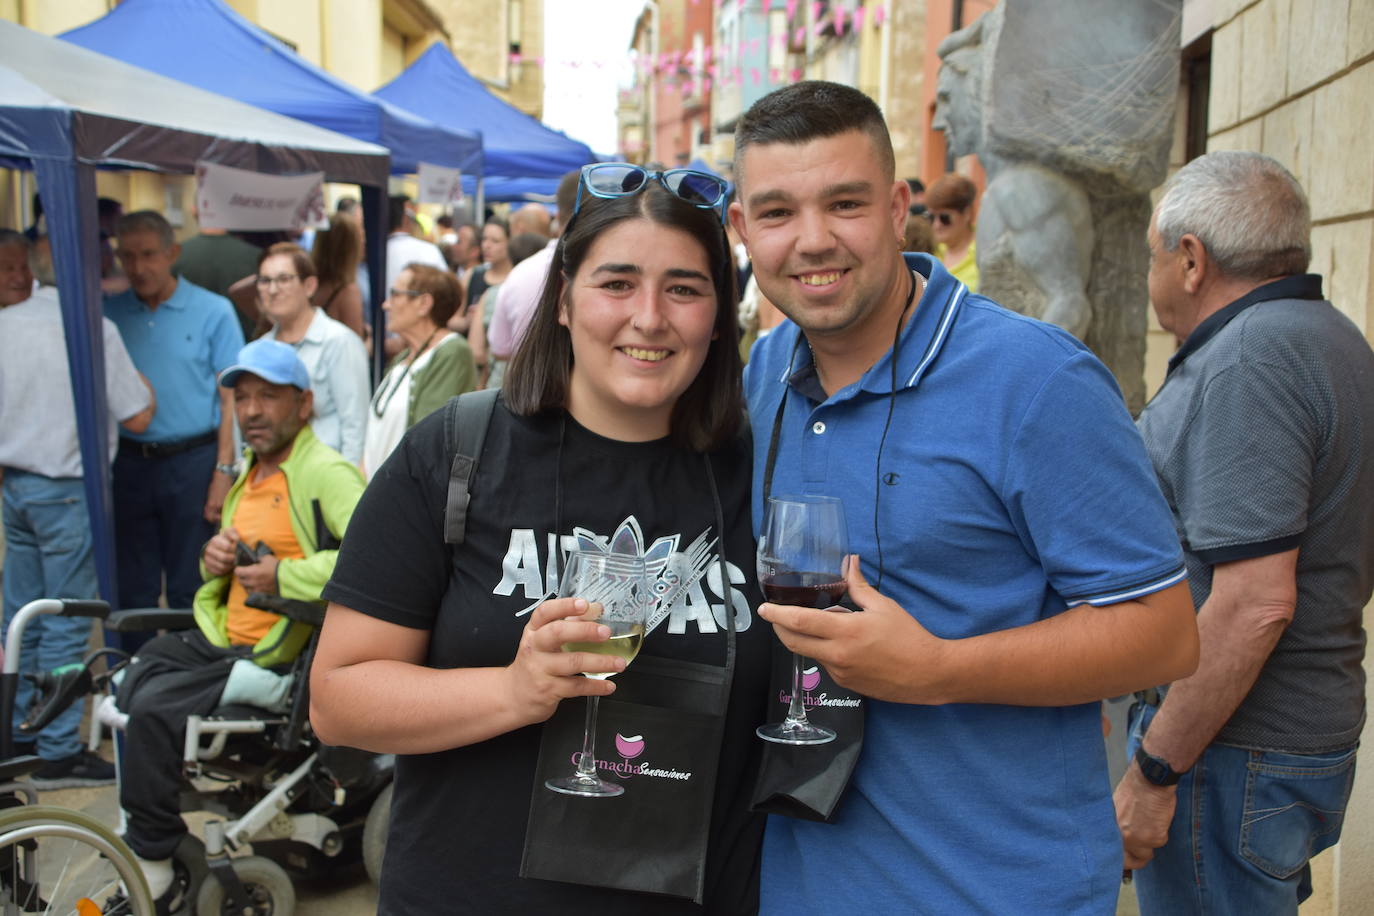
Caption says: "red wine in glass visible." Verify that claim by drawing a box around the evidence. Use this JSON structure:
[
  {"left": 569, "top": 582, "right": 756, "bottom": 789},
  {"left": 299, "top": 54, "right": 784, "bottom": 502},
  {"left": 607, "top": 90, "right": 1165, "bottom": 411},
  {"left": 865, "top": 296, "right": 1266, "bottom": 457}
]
[
  {"left": 756, "top": 494, "right": 849, "bottom": 746},
  {"left": 761, "top": 572, "right": 847, "bottom": 609}
]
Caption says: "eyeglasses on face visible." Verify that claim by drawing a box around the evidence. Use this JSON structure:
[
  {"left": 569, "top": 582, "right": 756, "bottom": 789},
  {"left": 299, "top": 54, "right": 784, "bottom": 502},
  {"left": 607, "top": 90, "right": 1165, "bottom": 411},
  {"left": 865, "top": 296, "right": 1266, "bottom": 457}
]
[
  {"left": 931, "top": 211, "right": 959, "bottom": 227},
  {"left": 255, "top": 274, "right": 299, "bottom": 289},
  {"left": 574, "top": 163, "right": 729, "bottom": 223},
  {"left": 388, "top": 287, "right": 424, "bottom": 299}
]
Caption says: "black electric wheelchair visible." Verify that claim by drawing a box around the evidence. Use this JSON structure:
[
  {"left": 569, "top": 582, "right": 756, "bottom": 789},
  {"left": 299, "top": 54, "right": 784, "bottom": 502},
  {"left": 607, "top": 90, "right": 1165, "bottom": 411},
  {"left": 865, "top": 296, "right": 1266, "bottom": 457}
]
[{"left": 4, "top": 595, "right": 393, "bottom": 915}]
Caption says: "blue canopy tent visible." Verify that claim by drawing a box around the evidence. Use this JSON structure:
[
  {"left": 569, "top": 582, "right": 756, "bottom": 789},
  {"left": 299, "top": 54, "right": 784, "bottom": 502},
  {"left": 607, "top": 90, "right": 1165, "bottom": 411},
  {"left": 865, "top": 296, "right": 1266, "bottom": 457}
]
[
  {"left": 0, "top": 19, "right": 390, "bottom": 608},
  {"left": 59, "top": 0, "right": 486, "bottom": 377},
  {"left": 376, "top": 42, "right": 592, "bottom": 181}
]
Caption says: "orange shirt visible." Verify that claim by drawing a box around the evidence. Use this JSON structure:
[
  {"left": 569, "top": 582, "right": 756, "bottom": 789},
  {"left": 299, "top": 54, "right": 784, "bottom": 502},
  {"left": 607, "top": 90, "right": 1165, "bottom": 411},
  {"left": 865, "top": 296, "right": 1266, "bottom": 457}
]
[{"left": 225, "top": 469, "right": 304, "bottom": 645}]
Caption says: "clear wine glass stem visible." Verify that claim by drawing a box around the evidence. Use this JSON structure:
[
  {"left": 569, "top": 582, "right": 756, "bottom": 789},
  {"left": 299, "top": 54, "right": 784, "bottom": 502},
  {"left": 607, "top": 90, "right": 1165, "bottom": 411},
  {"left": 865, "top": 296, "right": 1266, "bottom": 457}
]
[
  {"left": 786, "top": 652, "right": 810, "bottom": 724},
  {"left": 574, "top": 696, "right": 601, "bottom": 781}
]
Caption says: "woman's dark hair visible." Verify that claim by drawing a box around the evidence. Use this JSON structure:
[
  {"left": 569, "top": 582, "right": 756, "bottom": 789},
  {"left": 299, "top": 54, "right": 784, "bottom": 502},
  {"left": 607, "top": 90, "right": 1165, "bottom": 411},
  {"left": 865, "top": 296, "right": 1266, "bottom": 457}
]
[
  {"left": 504, "top": 186, "right": 742, "bottom": 452},
  {"left": 257, "top": 242, "right": 317, "bottom": 281},
  {"left": 402, "top": 263, "right": 462, "bottom": 327},
  {"left": 310, "top": 215, "right": 362, "bottom": 288}
]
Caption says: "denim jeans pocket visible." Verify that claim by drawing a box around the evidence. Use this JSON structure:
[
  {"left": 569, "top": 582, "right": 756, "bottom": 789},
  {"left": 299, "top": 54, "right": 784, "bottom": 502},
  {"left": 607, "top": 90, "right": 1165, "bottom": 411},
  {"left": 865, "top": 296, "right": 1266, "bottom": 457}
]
[
  {"left": 1240, "top": 746, "right": 1357, "bottom": 879},
  {"left": 28, "top": 495, "right": 87, "bottom": 555}
]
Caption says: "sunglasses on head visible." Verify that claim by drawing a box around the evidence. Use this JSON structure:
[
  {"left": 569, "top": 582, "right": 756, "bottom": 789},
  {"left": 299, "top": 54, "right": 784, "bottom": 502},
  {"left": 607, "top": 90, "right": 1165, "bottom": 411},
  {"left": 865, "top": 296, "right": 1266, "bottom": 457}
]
[{"left": 573, "top": 163, "right": 730, "bottom": 223}]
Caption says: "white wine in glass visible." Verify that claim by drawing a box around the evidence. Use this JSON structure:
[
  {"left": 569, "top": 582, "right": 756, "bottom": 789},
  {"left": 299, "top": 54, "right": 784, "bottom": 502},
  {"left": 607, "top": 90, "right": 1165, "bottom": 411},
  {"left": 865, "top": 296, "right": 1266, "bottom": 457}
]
[{"left": 545, "top": 550, "right": 651, "bottom": 797}]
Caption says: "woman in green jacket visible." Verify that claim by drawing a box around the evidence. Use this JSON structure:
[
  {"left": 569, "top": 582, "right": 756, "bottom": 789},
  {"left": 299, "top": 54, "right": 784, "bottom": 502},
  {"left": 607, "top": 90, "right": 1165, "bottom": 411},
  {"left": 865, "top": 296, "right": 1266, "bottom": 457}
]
[{"left": 362, "top": 263, "right": 475, "bottom": 478}]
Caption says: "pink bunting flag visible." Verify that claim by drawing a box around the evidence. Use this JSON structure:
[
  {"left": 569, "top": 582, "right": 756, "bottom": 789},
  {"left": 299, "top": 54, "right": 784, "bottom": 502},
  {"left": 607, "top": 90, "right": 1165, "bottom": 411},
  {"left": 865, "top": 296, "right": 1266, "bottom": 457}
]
[
  {"left": 789, "top": 67, "right": 802, "bottom": 82},
  {"left": 786, "top": 0, "right": 798, "bottom": 20},
  {"left": 751, "top": 67, "right": 761, "bottom": 84},
  {"left": 873, "top": 5, "right": 887, "bottom": 25},
  {"left": 853, "top": 6, "right": 866, "bottom": 30},
  {"left": 834, "top": 6, "right": 846, "bottom": 34}
]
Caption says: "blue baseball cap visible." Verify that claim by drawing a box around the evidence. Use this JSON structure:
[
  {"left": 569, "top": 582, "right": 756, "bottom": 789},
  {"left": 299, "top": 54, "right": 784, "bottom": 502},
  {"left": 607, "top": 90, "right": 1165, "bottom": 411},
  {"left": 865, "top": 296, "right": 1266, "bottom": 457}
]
[{"left": 219, "top": 339, "right": 312, "bottom": 391}]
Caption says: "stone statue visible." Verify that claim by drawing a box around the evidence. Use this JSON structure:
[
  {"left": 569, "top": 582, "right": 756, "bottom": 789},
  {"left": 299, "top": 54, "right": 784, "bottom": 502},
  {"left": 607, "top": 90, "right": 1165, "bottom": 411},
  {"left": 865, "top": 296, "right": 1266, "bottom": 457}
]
[{"left": 934, "top": 0, "right": 1181, "bottom": 413}]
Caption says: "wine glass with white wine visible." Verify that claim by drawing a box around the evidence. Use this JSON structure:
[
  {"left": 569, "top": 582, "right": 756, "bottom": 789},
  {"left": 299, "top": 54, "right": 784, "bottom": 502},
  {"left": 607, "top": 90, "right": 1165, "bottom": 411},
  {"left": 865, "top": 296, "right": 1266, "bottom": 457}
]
[{"left": 545, "top": 549, "right": 651, "bottom": 797}]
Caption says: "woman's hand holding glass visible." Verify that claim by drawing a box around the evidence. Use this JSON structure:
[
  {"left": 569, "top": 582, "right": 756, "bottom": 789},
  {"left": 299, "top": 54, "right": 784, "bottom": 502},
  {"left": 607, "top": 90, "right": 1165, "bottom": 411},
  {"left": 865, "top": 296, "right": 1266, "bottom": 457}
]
[{"left": 506, "top": 595, "right": 624, "bottom": 726}]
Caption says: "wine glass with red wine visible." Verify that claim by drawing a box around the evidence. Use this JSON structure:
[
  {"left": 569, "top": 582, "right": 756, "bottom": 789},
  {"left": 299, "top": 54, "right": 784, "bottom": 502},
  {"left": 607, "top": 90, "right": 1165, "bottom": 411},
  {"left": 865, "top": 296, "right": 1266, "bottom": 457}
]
[{"left": 756, "top": 494, "right": 848, "bottom": 745}]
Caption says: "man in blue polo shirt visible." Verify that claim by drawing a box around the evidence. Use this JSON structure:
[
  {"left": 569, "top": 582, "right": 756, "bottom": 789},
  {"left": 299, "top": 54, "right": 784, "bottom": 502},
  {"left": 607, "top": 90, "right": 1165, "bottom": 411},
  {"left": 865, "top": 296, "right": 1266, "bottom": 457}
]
[
  {"left": 105, "top": 211, "right": 244, "bottom": 610},
  {"left": 730, "top": 81, "right": 1199, "bottom": 914}
]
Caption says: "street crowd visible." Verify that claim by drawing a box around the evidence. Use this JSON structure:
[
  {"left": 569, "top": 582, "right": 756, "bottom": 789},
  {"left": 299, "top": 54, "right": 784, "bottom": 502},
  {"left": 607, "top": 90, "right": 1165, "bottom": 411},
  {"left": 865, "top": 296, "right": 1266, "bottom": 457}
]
[{"left": 0, "top": 80, "right": 1370, "bottom": 915}]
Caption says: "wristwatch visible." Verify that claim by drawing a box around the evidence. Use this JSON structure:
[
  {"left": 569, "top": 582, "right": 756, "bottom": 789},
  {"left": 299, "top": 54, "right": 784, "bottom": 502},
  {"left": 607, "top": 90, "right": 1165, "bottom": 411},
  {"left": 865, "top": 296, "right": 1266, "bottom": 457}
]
[
  {"left": 1134, "top": 746, "right": 1184, "bottom": 786},
  {"left": 215, "top": 463, "right": 240, "bottom": 477}
]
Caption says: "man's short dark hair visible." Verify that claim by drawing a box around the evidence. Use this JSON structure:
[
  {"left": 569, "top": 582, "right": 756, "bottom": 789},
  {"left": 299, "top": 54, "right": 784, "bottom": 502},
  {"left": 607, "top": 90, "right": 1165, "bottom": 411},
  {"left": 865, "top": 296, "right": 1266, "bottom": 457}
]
[
  {"left": 0, "top": 229, "right": 29, "bottom": 251},
  {"left": 733, "top": 81, "right": 895, "bottom": 186},
  {"left": 115, "top": 210, "right": 176, "bottom": 249},
  {"left": 336, "top": 197, "right": 359, "bottom": 215},
  {"left": 388, "top": 195, "right": 410, "bottom": 233}
]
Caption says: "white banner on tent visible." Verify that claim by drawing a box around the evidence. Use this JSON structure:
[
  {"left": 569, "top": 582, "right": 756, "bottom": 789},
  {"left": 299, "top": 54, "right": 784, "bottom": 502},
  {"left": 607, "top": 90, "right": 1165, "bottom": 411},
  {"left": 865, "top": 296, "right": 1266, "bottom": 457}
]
[
  {"left": 195, "top": 161, "right": 327, "bottom": 232},
  {"left": 417, "top": 161, "right": 464, "bottom": 205}
]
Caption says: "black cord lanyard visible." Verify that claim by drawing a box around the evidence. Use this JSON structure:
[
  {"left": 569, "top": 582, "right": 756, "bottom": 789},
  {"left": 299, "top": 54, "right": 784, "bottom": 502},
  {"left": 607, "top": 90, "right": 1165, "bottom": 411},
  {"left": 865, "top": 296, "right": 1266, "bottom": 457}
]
[
  {"left": 371, "top": 326, "right": 443, "bottom": 419},
  {"left": 761, "top": 270, "right": 919, "bottom": 591}
]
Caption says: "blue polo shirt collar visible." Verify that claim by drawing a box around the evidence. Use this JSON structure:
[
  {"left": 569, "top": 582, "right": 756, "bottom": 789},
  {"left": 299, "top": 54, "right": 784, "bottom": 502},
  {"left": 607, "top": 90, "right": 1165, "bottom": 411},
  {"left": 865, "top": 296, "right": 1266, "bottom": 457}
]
[
  {"left": 782, "top": 253, "right": 969, "bottom": 403},
  {"left": 133, "top": 277, "right": 189, "bottom": 311},
  {"left": 1167, "top": 273, "right": 1324, "bottom": 375}
]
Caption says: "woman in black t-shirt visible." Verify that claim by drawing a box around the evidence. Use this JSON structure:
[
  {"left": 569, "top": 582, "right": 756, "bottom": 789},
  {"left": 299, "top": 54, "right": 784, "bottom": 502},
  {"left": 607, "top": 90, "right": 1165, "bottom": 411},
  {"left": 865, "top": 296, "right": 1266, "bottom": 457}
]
[{"left": 313, "top": 168, "right": 769, "bottom": 915}]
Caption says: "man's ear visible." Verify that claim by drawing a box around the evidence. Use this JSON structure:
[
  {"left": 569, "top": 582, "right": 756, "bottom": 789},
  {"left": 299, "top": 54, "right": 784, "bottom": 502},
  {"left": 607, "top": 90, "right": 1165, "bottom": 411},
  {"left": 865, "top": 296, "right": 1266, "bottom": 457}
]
[
  {"left": 889, "top": 179, "right": 911, "bottom": 241},
  {"left": 298, "top": 388, "right": 315, "bottom": 422},
  {"left": 1178, "top": 234, "right": 1208, "bottom": 294},
  {"left": 728, "top": 200, "right": 749, "bottom": 249}
]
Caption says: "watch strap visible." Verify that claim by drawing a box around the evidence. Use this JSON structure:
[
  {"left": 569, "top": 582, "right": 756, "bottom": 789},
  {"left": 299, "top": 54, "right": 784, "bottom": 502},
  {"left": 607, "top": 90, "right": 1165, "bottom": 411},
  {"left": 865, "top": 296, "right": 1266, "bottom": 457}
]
[{"left": 1134, "top": 746, "right": 1183, "bottom": 786}]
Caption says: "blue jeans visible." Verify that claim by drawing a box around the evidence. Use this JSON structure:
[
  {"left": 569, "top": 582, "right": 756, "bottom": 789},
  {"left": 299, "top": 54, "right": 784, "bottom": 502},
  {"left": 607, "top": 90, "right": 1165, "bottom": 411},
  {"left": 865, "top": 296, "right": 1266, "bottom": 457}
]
[
  {"left": 112, "top": 441, "right": 215, "bottom": 609},
  {"left": 1, "top": 471, "right": 100, "bottom": 760},
  {"left": 1128, "top": 703, "right": 1357, "bottom": 915}
]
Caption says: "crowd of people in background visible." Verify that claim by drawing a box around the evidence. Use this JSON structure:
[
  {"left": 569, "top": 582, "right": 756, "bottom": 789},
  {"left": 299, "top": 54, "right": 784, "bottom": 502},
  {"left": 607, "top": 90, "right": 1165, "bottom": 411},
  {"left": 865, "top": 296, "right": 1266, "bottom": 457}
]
[{"left": 4, "top": 76, "right": 1366, "bottom": 916}]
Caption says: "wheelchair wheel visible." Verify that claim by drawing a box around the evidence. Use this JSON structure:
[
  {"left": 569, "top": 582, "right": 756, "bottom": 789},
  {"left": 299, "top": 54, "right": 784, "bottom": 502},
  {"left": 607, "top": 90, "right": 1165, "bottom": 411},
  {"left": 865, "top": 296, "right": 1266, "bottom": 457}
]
[
  {"left": 0, "top": 804, "right": 154, "bottom": 915},
  {"left": 360, "top": 781, "right": 391, "bottom": 886},
  {"left": 192, "top": 856, "right": 293, "bottom": 916}
]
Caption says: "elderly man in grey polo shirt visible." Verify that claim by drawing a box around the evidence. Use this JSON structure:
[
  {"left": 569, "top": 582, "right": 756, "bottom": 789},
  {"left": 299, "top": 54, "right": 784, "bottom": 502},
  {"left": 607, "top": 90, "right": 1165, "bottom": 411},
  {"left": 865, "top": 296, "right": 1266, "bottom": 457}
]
[
  {"left": 0, "top": 228, "right": 155, "bottom": 787},
  {"left": 1116, "top": 151, "right": 1374, "bottom": 913}
]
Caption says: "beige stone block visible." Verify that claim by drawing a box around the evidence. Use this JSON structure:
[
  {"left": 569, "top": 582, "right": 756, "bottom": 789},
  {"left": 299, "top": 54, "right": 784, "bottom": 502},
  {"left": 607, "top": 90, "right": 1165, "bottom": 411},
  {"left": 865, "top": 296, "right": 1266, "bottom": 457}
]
[
  {"left": 1239, "top": 0, "right": 1292, "bottom": 119},
  {"left": 1213, "top": 0, "right": 1258, "bottom": 27},
  {"left": 1208, "top": 21, "right": 1243, "bottom": 133},
  {"left": 1286, "top": 0, "right": 1350, "bottom": 95},
  {"left": 1349, "top": 0, "right": 1374, "bottom": 65},
  {"left": 1261, "top": 94, "right": 1315, "bottom": 193},
  {"left": 1206, "top": 119, "right": 1263, "bottom": 153},
  {"left": 1308, "top": 63, "right": 1374, "bottom": 221},
  {"left": 1311, "top": 219, "right": 1373, "bottom": 336}
]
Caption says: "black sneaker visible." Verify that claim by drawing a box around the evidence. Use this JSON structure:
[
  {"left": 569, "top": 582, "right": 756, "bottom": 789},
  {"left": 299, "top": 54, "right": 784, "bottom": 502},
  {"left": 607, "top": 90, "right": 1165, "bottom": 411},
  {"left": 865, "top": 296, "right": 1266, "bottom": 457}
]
[{"left": 32, "top": 750, "right": 116, "bottom": 789}]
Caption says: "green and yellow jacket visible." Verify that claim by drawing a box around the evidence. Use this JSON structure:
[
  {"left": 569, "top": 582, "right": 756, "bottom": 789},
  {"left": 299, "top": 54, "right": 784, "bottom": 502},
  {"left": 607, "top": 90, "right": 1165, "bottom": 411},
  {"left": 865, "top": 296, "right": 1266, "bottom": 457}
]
[{"left": 194, "top": 425, "right": 366, "bottom": 666}]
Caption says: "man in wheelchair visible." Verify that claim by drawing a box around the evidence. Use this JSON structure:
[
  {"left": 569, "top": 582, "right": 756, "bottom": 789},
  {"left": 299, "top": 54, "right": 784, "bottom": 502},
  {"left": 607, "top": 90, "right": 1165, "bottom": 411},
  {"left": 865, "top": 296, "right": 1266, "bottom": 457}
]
[{"left": 113, "top": 340, "right": 365, "bottom": 902}]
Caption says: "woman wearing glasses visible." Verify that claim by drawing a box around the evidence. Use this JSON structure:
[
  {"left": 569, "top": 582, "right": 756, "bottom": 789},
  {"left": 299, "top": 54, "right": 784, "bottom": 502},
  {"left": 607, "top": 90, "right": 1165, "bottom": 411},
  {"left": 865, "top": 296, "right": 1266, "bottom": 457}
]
[
  {"left": 313, "top": 165, "right": 769, "bottom": 914},
  {"left": 256, "top": 243, "right": 370, "bottom": 463},
  {"left": 360, "top": 264, "right": 476, "bottom": 478},
  {"left": 927, "top": 172, "right": 981, "bottom": 292}
]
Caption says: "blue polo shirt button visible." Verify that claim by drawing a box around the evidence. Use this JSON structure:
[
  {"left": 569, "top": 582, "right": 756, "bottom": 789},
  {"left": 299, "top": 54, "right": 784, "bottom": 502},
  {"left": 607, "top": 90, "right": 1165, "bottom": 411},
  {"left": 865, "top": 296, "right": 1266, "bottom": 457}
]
[{"left": 812, "top": 421, "right": 826, "bottom": 435}]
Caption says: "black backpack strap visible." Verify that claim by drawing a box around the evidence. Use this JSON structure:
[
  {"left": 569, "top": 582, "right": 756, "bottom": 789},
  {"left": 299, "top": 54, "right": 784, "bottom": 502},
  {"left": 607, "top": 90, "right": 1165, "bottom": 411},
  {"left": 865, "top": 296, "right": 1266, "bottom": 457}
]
[{"left": 443, "top": 388, "right": 500, "bottom": 545}]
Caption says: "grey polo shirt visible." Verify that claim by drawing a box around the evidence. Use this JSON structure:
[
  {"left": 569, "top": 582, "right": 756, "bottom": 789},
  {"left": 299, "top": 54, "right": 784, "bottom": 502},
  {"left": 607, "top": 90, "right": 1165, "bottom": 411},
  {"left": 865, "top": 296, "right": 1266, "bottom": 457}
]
[{"left": 1137, "top": 274, "right": 1374, "bottom": 753}]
